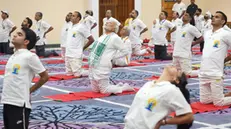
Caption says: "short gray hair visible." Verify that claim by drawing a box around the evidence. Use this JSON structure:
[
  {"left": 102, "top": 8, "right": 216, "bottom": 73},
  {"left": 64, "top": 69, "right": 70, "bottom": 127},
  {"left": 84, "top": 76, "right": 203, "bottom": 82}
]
[{"left": 123, "top": 26, "right": 131, "bottom": 36}]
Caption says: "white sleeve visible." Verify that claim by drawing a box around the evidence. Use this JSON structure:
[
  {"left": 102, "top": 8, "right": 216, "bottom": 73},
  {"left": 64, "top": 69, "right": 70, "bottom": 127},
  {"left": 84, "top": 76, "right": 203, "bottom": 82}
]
[
  {"left": 223, "top": 25, "right": 231, "bottom": 32},
  {"left": 190, "top": 26, "right": 202, "bottom": 38},
  {"left": 28, "top": 54, "right": 46, "bottom": 74},
  {"left": 223, "top": 31, "right": 231, "bottom": 47},
  {"left": 91, "top": 17, "right": 97, "bottom": 24},
  {"left": 113, "top": 37, "right": 129, "bottom": 59},
  {"left": 138, "top": 20, "right": 147, "bottom": 31},
  {"left": 78, "top": 26, "right": 91, "bottom": 39},
  {"left": 114, "top": 18, "right": 121, "bottom": 26},
  {"left": 166, "top": 20, "right": 175, "bottom": 29},
  {"left": 103, "top": 18, "right": 106, "bottom": 25},
  {"left": 182, "top": 3, "right": 186, "bottom": 11},
  {"left": 6, "top": 19, "right": 14, "bottom": 28},
  {"left": 172, "top": 4, "right": 176, "bottom": 11},
  {"left": 166, "top": 88, "right": 192, "bottom": 116},
  {"left": 42, "top": 21, "right": 51, "bottom": 30}
]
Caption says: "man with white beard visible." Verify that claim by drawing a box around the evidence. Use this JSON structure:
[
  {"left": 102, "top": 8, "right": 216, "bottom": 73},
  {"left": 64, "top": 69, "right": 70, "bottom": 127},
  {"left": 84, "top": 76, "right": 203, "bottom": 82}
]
[{"left": 88, "top": 21, "right": 134, "bottom": 94}]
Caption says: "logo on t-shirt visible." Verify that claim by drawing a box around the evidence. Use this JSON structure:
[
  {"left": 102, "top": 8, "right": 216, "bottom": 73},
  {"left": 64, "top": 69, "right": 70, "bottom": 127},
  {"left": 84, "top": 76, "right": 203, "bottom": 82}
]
[
  {"left": 145, "top": 98, "right": 157, "bottom": 111},
  {"left": 213, "top": 40, "right": 220, "bottom": 48},
  {"left": 182, "top": 32, "right": 186, "bottom": 37},
  {"left": 159, "top": 26, "right": 162, "bottom": 30},
  {"left": 72, "top": 32, "right": 77, "bottom": 38},
  {"left": 12, "top": 64, "right": 21, "bottom": 75},
  {"left": 133, "top": 25, "right": 136, "bottom": 30}
]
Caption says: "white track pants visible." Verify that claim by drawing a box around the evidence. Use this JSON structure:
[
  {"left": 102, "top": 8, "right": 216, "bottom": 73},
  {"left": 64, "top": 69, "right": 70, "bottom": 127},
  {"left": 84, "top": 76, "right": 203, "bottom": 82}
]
[
  {"left": 173, "top": 56, "right": 198, "bottom": 76},
  {"left": 89, "top": 67, "right": 133, "bottom": 94},
  {"left": 65, "top": 57, "right": 88, "bottom": 77},
  {"left": 199, "top": 77, "right": 231, "bottom": 106}
]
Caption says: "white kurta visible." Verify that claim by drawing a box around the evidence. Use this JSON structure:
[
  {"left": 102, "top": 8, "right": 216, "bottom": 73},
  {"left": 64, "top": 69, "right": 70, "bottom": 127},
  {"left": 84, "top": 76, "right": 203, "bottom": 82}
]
[{"left": 88, "top": 33, "right": 132, "bottom": 94}]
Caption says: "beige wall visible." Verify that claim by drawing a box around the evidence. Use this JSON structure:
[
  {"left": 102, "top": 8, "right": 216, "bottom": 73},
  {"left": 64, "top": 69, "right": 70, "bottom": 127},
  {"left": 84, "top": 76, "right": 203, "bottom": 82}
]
[
  {"left": 141, "top": 0, "right": 162, "bottom": 39},
  {"left": 0, "top": 0, "right": 88, "bottom": 44},
  {"left": 202, "top": 0, "right": 231, "bottom": 18},
  {"left": 1, "top": 0, "right": 230, "bottom": 44}
]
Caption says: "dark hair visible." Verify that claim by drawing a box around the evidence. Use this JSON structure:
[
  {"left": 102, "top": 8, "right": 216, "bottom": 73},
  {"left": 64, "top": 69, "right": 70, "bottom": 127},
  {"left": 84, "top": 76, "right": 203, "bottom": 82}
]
[
  {"left": 86, "top": 10, "right": 93, "bottom": 16},
  {"left": 26, "top": 17, "right": 33, "bottom": 28},
  {"left": 75, "top": 11, "right": 82, "bottom": 20},
  {"left": 216, "top": 11, "right": 227, "bottom": 26},
  {"left": 36, "top": 12, "right": 43, "bottom": 18},
  {"left": 135, "top": 10, "right": 139, "bottom": 16},
  {"left": 175, "top": 73, "right": 193, "bottom": 129},
  {"left": 162, "top": 11, "right": 168, "bottom": 18},
  {"left": 21, "top": 27, "right": 37, "bottom": 50},
  {"left": 197, "top": 8, "right": 202, "bottom": 13},
  {"left": 4, "top": 13, "right": 9, "bottom": 18}
]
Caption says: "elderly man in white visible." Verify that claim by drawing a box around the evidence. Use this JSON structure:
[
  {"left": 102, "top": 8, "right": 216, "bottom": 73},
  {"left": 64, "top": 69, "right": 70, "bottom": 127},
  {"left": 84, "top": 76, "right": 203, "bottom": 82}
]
[
  {"left": 112, "top": 26, "right": 132, "bottom": 66},
  {"left": 88, "top": 21, "right": 134, "bottom": 94}
]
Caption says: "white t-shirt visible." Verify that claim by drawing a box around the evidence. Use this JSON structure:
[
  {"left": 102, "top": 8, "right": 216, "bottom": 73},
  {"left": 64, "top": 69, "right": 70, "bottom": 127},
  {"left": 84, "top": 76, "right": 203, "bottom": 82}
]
[
  {"left": 61, "top": 21, "right": 72, "bottom": 48},
  {"left": 82, "top": 15, "right": 97, "bottom": 31},
  {"left": 199, "top": 28, "right": 231, "bottom": 78},
  {"left": 171, "top": 18, "right": 183, "bottom": 42},
  {"left": 0, "top": 18, "right": 15, "bottom": 42},
  {"left": 1, "top": 49, "right": 46, "bottom": 109},
  {"left": 173, "top": 23, "right": 202, "bottom": 59},
  {"left": 102, "top": 17, "right": 121, "bottom": 33},
  {"left": 35, "top": 20, "right": 51, "bottom": 46},
  {"left": 124, "top": 81, "right": 192, "bottom": 129},
  {"left": 194, "top": 15, "right": 204, "bottom": 31},
  {"left": 151, "top": 19, "right": 175, "bottom": 46},
  {"left": 89, "top": 33, "right": 128, "bottom": 80},
  {"left": 201, "top": 19, "right": 212, "bottom": 35},
  {"left": 65, "top": 23, "right": 91, "bottom": 58},
  {"left": 172, "top": 2, "right": 186, "bottom": 17},
  {"left": 129, "top": 18, "right": 147, "bottom": 45}
]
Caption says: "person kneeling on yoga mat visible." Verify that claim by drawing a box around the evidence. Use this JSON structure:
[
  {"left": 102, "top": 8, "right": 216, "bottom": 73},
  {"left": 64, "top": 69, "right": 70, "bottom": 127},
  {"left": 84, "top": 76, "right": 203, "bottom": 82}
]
[
  {"left": 88, "top": 21, "right": 134, "bottom": 94},
  {"left": 124, "top": 65, "right": 193, "bottom": 129}
]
